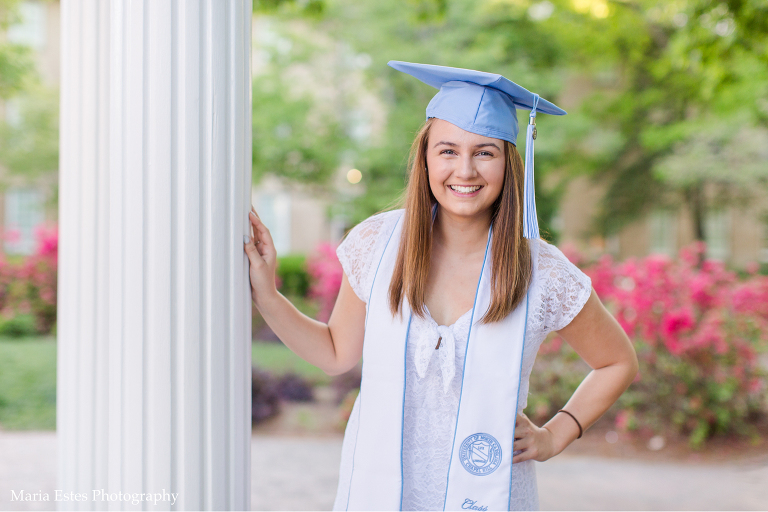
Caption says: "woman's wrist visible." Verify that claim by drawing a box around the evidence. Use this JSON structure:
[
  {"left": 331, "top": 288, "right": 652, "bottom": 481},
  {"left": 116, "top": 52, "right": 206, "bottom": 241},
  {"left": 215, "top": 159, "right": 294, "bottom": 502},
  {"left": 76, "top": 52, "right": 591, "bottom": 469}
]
[
  {"left": 254, "top": 287, "right": 281, "bottom": 312},
  {"left": 542, "top": 411, "right": 582, "bottom": 455}
]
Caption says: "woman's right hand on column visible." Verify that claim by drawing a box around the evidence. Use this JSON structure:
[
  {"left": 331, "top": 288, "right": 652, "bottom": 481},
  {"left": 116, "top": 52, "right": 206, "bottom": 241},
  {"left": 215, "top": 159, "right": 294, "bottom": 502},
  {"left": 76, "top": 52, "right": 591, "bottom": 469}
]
[
  {"left": 242, "top": 204, "right": 366, "bottom": 375},
  {"left": 244, "top": 206, "right": 278, "bottom": 307}
]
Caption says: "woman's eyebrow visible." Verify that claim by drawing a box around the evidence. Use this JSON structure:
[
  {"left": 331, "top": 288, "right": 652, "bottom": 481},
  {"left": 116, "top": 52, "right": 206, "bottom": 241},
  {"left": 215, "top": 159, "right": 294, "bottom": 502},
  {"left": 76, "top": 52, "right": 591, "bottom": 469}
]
[
  {"left": 475, "top": 143, "right": 501, "bottom": 151},
  {"left": 432, "top": 141, "right": 501, "bottom": 150}
]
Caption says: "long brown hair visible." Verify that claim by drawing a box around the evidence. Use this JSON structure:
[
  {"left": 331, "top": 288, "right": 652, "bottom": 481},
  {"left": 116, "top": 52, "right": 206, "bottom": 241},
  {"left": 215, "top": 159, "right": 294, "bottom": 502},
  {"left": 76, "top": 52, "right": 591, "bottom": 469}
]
[{"left": 387, "top": 118, "right": 533, "bottom": 324}]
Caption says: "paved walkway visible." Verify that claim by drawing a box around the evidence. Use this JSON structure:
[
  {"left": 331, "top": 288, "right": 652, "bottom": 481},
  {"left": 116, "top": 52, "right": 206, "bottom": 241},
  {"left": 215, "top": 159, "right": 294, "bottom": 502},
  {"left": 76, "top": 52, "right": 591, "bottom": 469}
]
[{"left": 2, "top": 431, "right": 767, "bottom": 510}]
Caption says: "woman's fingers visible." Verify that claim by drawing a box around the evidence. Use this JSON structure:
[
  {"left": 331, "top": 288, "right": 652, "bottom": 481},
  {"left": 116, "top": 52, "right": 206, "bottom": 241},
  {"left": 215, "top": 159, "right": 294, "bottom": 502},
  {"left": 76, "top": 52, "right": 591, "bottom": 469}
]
[
  {"left": 512, "top": 436, "right": 531, "bottom": 452},
  {"left": 513, "top": 413, "right": 531, "bottom": 452},
  {"left": 512, "top": 414, "right": 557, "bottom": 464},
  {"left": 513, "top": 432, "right": 536, "bottom": 463},
  {"left": 243, "top": 232, "right": 263, "bottom": 265},
  {"left": 248, "top": 211, "right": 276, "bottom": 258},
  {"left": 512, "top": 450, "right": 534, "bottom": 464},
  {"left": 244, "top": 209, "right": 273, "bottom": 262},
  {"left": 515, "top": 414, "right": 530, "bottom": 438},
  {"left": 512, "top": 413, "right": 544, "bottom": 463}
]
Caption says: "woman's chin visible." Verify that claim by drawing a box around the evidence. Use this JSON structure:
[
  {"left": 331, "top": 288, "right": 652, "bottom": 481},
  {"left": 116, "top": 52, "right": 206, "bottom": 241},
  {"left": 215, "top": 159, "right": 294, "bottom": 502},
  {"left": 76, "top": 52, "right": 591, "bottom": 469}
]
[{"left": 434, "top": 200, "right": 492, "bottom": 220}]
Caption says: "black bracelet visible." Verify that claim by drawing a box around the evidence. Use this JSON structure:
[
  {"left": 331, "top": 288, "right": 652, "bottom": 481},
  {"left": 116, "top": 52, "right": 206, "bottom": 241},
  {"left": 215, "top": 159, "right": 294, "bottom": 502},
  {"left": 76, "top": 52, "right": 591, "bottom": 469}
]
[{"left": 557, "top": 409, "right": 583, "bottom": 439}]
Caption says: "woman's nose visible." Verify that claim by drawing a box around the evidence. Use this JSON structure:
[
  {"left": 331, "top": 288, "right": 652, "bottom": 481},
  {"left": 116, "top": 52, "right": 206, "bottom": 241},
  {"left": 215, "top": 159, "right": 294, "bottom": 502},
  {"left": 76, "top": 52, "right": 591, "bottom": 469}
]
[{"left": 454, "top": 156, "right": 477, "bottom": 179}]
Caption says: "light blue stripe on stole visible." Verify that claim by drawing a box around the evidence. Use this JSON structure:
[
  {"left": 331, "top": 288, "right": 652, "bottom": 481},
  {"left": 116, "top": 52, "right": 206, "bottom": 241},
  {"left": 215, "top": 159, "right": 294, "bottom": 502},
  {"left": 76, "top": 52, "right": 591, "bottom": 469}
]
[
  {"left": 400, "top": 312, "right": 413, "bottom": 511},
  {"left": 507, "top": 289, "right": 530, "bottom": 509},
  {"left": 442, "top": 223, "right": 494, "bottom": 511},
  {"left": 346, "top": 212, "right": 404, "bottom": 511}
]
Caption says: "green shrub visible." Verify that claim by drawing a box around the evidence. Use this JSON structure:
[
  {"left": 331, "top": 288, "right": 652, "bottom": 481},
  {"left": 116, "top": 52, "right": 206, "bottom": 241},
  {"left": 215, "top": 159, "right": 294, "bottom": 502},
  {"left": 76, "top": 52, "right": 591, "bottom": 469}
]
[
  {"left": 276, "top": 254, "right": 310, "bottom": 297},
  {"left": 526, "top": 331, "right": 768, "bottom": 448},
  {"left": 0, "top": 313, "right": 39, "bottom": 338}
]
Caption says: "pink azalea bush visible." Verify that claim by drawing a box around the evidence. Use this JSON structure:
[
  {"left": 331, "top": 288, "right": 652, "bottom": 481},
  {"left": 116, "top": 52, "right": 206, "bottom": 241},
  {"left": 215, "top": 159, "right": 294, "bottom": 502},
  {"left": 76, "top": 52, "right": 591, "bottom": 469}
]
[
  {"left": 307, "top": 239, "right": 768, "bottom": 446},
  {"left": 306, "top": 242, "right": 343, "bottom": 323},
  {"left": 532, "top": 242, "right": 768, "bottom": 446},
  {"left": 0, "top": 224, "right": 58, "bottom": 335}
]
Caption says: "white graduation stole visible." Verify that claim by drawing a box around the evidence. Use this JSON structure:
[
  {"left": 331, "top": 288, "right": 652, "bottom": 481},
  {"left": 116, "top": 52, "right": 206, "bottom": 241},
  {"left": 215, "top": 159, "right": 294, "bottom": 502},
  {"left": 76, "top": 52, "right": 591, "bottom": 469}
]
[{"left": 345, "top": 210, "right": 530, "bottom": 511}]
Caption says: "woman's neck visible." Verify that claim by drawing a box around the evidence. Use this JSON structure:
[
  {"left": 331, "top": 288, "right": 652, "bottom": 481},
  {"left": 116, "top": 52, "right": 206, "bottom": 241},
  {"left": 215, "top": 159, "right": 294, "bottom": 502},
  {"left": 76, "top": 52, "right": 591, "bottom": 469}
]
[{"left": 432, "top": 206, "right": 492, "bottom": 256}]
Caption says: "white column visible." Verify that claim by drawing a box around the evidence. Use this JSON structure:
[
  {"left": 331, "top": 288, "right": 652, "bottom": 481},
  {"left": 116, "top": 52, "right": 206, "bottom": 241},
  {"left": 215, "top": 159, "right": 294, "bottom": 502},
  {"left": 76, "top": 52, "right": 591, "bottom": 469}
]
[{"left": 57, "top": 1, "right": 252, "bottom": 510}]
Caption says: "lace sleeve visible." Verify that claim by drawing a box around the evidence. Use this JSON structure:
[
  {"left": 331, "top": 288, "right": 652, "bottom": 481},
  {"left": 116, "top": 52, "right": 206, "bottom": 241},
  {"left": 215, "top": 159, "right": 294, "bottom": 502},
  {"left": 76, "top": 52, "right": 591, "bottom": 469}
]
[
  {"left": 335, "top": 210, "right": 401, "bottom": 303},
  {"left": 533, "top": 239, "right": 593, "bottom": 334}
]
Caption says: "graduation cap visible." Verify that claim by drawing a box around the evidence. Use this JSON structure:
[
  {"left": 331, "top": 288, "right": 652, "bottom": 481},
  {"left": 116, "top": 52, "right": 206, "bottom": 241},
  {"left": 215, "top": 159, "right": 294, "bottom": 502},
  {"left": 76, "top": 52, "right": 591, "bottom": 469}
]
[{"left": 388, "top": 60, "right": 566, "bottom": 239}]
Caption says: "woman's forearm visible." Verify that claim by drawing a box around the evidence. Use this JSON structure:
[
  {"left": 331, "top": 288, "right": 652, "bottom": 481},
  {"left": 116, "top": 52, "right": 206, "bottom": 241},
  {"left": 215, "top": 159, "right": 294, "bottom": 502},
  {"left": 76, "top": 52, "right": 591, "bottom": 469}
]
[
  {"left": 543, "top": 359, "right": 638, "bottom": 454},
  {"left": 255, "top": 290, "right": 343, "bottom": 375}
]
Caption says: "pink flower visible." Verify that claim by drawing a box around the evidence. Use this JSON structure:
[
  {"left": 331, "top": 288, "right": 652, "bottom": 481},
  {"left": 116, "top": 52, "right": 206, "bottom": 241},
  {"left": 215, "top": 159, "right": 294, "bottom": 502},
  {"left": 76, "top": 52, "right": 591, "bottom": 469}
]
[
  {"left": 34, "top": 224, "right": 59, "bottom": 260},
  {"left": 661, "top": 308, "right": 695, "bottom": 355},
  {"left": 748, "top": 378, "right": 763, "bottom": 394},
  {"left": 306, "top": 242, "right": 343, "bottom": 322},
  {"left": 539, "top": 335, "right": 563, "bottom": 355},
  {"left": 615, "top": 410, "right": 631, "bottom": 431}
]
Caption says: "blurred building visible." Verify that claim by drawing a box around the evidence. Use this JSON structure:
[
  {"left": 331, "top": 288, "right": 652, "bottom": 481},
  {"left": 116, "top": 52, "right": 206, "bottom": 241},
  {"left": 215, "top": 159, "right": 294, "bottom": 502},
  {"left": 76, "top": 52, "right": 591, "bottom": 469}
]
[
  {"left": 251, "top": 175, "right": 348, "bottom": 255},
  {"left": 557, "top": 176, "right": 768, "bottom": 267}
]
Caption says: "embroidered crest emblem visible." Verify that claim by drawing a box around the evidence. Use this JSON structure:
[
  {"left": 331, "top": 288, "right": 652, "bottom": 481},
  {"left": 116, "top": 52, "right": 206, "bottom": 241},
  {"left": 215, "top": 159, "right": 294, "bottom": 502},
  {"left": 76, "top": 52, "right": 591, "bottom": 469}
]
[{"left": 459, "top": 433, "right": 502, "bottom": 476}]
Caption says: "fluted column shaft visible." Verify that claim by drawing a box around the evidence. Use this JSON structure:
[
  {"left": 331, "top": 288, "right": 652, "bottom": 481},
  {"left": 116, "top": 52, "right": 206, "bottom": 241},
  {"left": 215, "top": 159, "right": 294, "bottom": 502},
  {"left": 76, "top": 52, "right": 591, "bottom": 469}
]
[{"left": 58, "top": 1, "right": 252, "bottom": 510}]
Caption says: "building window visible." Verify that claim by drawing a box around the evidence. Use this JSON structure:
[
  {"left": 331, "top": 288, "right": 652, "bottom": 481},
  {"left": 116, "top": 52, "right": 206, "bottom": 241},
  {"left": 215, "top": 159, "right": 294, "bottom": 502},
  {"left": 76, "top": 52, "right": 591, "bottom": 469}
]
[
  {"left": 649, "top": 209, "right": 676, "bottom": 257},
  {"left": 252, "top": 191, "right": 291, "bottom": 255},
  {"left": 704, "top": 209, "right": 730, "bottom": 261},
  {"left": 4, "top": 187, "right": 44, "bottom": 255},
  {"left": 7, "top": 1, "right": 47, "bottom": 50}
]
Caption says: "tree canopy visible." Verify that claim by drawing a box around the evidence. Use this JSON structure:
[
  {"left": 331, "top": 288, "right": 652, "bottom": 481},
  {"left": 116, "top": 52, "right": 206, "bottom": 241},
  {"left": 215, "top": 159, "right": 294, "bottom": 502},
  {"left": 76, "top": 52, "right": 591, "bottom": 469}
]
[
  {"left": 0, "top": 0, "right": 58, "bottom": 181},
  {"left": 253, "top": 0, "right": 768, "bottom": 240},
  {"left": 0, "top": 0, "right": 34, "bottom": 99}
]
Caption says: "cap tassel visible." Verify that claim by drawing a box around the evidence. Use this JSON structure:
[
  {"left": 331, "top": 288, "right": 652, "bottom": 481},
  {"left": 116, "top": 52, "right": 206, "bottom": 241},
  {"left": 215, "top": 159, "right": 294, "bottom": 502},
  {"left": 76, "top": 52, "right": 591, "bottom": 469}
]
[{"left": 523, "top": 94, "right": 540, "bottom": 239}]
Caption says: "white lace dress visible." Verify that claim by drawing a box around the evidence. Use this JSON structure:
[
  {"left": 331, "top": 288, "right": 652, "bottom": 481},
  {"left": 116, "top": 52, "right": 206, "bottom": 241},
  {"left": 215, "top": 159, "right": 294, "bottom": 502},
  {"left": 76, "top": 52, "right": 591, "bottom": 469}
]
[{"left": 332, "top": 209, "right": 592, "bottom": 511}]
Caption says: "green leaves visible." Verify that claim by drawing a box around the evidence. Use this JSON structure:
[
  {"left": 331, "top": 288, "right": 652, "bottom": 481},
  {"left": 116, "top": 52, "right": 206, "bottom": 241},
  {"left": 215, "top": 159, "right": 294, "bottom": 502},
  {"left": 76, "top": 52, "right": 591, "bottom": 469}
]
[
  {"left": 0, "top": 84, "right": 58, "bottom": 177},
  {"left": 253, "top": 0, "right": 768, "bottom": 239},
  {"left": 0, "top": 0, "right": 33, "bottom": 99},
  {"left": 252, "top": 81, "right": 347, "bottom": 185},
  {"left": 0, "top": 43, "right": 33, "bottom": 99},
  {"left": 0, "top": 0, "right": 55, "bottom": 179},
  {"left": 253, "top": 0, "right": 326, "bottom": 17}
]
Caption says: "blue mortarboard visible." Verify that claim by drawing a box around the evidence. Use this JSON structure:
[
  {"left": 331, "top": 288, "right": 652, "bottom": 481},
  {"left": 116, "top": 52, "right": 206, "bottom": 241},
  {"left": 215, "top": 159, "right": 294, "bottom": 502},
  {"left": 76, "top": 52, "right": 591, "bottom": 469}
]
[{"left": 388, "top": 60, "right": 566, "bottom": 239}]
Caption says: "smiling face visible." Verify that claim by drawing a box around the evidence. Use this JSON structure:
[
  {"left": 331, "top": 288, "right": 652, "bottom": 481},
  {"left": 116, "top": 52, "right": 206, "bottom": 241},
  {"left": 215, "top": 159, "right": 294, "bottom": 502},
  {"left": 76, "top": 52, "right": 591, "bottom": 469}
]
[{"left": 425, "top": 118, "right": 507, "bottom": 223}]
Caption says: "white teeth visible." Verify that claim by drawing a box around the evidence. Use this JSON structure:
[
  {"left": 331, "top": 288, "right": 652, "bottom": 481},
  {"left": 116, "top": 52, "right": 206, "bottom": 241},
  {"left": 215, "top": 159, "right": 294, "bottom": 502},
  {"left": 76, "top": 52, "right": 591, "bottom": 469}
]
[{"left": 450, "top": 185, "right": 481, "bottom": 193}]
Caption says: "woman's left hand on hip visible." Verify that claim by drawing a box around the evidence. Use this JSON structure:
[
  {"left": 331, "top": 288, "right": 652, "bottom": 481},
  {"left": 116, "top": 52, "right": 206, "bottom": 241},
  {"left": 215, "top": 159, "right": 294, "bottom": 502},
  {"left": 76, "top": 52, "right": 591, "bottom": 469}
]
[{"left": 512, "top": 413, "right": 557, "bottom": 463}]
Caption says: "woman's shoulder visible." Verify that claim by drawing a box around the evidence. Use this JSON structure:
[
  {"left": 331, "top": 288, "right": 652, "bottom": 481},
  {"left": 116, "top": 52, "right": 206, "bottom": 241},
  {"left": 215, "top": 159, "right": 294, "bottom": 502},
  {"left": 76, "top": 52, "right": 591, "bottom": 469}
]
[
  {"left": 345, "top": 209, "right": 403, "bottom": 243},
  {"left": 530, "top": 237, "right": 591, "bottom": 291},
  {"left": 336, "top": 209, "right": 403, "bottom": 303},
  {"left": 528, "top": 237, "right": 592, "bottom": 333},
  {"left": 531, "top": 237, "right": 572, "bottom": 268}
]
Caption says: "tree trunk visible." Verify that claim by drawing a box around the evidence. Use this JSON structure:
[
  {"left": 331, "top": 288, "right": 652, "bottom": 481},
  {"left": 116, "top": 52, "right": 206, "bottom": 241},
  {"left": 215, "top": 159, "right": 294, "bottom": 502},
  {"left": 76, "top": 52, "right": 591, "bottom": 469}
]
[{"left": 684, "top": 181, "right": 706, "bottom": 267}]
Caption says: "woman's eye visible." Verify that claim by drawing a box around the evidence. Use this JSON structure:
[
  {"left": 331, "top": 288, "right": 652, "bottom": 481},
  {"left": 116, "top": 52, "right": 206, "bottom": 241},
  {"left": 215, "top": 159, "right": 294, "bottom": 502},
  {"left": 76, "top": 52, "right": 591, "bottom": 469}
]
[
  {"left": 440, "top": 149, "right": 456, "bottom": 155},
  {"left": 477, "top": 151, "right": 494, "bottom": 157}
]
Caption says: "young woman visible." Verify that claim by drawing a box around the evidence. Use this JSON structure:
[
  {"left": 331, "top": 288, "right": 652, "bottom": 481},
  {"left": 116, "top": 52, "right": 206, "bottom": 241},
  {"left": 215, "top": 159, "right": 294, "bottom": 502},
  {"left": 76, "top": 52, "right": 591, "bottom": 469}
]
[{"left": 244, "top": 62, "right": 638, "bottom": 511}]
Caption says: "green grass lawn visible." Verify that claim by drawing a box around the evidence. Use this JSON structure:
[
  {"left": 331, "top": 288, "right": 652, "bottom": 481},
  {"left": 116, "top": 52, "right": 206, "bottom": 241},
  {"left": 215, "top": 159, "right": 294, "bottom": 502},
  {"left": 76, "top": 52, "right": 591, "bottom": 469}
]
[
  {"left": 252, "top": 341, "right": 331, "bottom": 385},
  {"left": 0, "top": 336, "right": 57, "bottom": 430},
  {"left": 0, "top": 337, "right": 328, "bottom": 430}
]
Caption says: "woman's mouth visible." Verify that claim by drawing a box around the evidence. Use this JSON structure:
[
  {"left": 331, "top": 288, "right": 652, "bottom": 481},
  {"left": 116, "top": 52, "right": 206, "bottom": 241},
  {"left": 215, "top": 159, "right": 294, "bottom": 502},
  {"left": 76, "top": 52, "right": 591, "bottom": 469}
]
[{"left": 448, "top": 184, "right": 483, "bottom": 196}]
